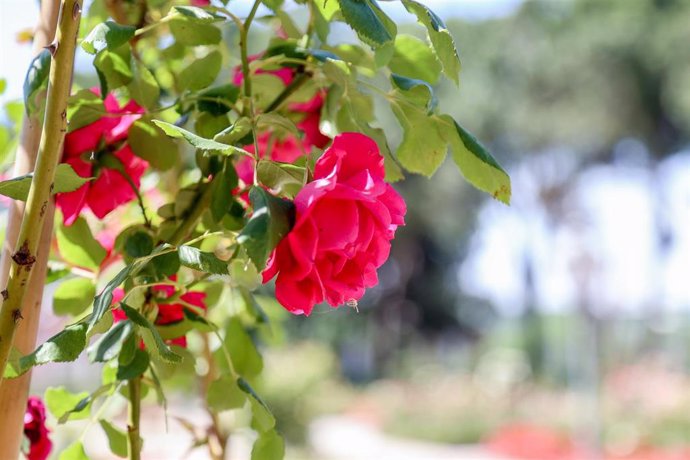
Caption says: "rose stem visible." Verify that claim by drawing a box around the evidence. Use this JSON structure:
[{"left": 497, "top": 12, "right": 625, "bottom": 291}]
[{"left": 0, "top": 0, "right": 83, "bottom": 385}]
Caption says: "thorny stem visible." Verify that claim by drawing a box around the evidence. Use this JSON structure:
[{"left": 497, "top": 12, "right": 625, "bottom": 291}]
[
  {"left": 239, "top": 0, "right": 262, "bottom": 185},
  {"left": 0, "top": 0, "right": 83, "bottom": 386}
]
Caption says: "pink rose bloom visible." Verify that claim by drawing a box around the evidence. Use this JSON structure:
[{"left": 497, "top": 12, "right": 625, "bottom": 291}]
[
  {"left": 56, "top": 90, "right": 148, "bottom": 225},
  {"left": 262, "top": 133, "right": 406, "bottom": 315},
  {"left": 111, "top": 279, "right": 206, "bottom": 348},
  {"left": 23, "top": 397, "right": 52, "bottom": 460},
  {"left": 191, "top": 0, "right": 210, "bottom": 6}
]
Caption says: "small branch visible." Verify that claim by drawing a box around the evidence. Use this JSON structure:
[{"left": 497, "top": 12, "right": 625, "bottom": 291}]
[
  {"left": 119, "top": 167, "right": 151, "bottom": 228},
  {"left": 265, "top": 72, "right": 310, "bottom": 113},
  {"left": 168, "top": 181, "right": 216, "bottom": 246},
  {"left": 0, "top": 0, "right": 83, "bottom": 386},
  {"left": 127, "top": 376, "right": 142, "bottom": 460},
  {"left": 134, "top": 14, "right": 174, "bottom": 37}
]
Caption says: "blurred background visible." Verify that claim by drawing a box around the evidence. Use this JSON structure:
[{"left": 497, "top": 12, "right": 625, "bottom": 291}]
[{"left": 2, "top": 0, "right": 690, "bottom": 459}]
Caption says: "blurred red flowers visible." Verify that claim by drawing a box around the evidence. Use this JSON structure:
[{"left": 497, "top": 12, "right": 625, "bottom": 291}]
[
  {"left": 23, "top": 396, "right": 52, "bottom": 460},
  {"left": 263, "top": 133, "right": 406, "bottom": 315},
  {"left": 233, "top": 57, "right": 330, "bottom": 186},
  {"left": 56, "top": 90, "right": 148, "bottom": 225},
  {"left": 112, "top": 280, "right": 206, "bottom": 348}
]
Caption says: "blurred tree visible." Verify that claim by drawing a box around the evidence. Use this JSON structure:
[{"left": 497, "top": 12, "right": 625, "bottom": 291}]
[{"left": 444, "top": 0, "right": 690, "bottom": 160}]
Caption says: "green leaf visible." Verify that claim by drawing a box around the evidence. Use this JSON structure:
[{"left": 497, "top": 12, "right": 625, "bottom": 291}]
[
  {"left": 213, "top": 118, "right": 253, "bottom": 145},
  {"left": 444, "top": 116, "right": 511, "bottom": 204},
  {"left": 94, "top": 46, "right": 133, "bottom": 92},
  {"left": 124, "top": 231, "right": 154, "bottom": 258},
  {"left": 262, "top": 0, "right": 285, "bottom": 12},
  {"left": 172, "top": 6, "right": 224, "bottom": 22},
  {"left": 238, "top": 378, "right": 275, "bottom": 433},
  {"left": 225, "top": 318, "right": 263, "bottom": 377},
  {"left": 0, "top": 163, "right": 91, "bottom": 201},
  {"left": 211, "top": 162, "right": 239, "bottom": 222},
  {"left": 53, "top": 277, "right": 96, "bottom": 317},
  {"left": 337, "top": 0, "right": 396, "bottom": 49},
  {"left": 401, "top": 0, "right": 461, "bottom": 85},
  {"left": 389, "top": 34, "right": 441, "bottom": 85},
  {"left": 170, "top": 19, "right": 222, "bottom": 46},
  {"left": 23, "top": 49, "right": 51, "bottom": 117},
  {"left": 196, "top": 84, "right": 240, "bottom": 116},
  {"left": 99, "top": 420, "right": 128, "bottom": 458},
  {"left": 82, "top": 21, "right": 136, "bottom": 55},
  {"left": 45, "top": 386, "right": 91, "bottom": 421},
  {"left": 252, "top": 430, "right": 285, "bottom": 460},
  {"left": 256, "top": 113, "right": 301, "bottom": 137},
  {"left": 195, "top": 112, "right": 230, "bottom": 139},
  {"left": 206, "top": 374, "right": 246, "bottom": 412},
  {"left": 178, "top": 50, "right": 222, "bottom": 91},
  {"left": 128, "top": 117, "right": 179, "bottom": 171},
  {"left": 150, "top": 250, "right": 181, "bottom": 278},
  {"left": 59, "top": 442, "right": 89, "bottom": 460},
  {"left": 88, "top": 320, "right": 134, "bottom": 362},
  {"left": 153, "top": 120, "right": 245, "bottom": 155},
  {"left": 178, "top": 245, "right": 229, "bottom": 275},
  {"left": 237, "top": 187, "right": 294, "bottom": 271},
  {"left": 391, "top": 73, "right": 437, "bottom": 113},
  {"left": 19, "top": 323, "right": 88, "bottom": 373},
  {"left": 391, "top": 103, "right": 448, "bottom": 177},
  {"left": 67, "top": 89, "right": 105, "bottom": 132},
  {"left": 89, "top": 265, "right": 133, "bottom": 332},
  {"left": 256, "top": 160, "right": 306, "bottom": 198},
  {"left": 56, "top": 216, "right": 107, "bottom": 270},
  {"left": 128, "top": 59, "right": 160, "bottom": 109},
  {"left": 57, "top": 384, "right": 114, "bottom": 424},
  {"left": 122, "top": 304, "right": 182, "bottom": 363},
  {"left": 116, "top": 348, "right": 150, "bottom": 380},
  {"left": 229, "top": 259, "right": 261, "bottom": 291}
]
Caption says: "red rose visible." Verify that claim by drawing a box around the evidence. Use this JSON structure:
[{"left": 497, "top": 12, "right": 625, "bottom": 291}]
[
  {"left": 262, "top": 133, "right": 406, "bottom": 315},
  {"left": 56, "top": 90, "right": 148, "bottom": 225},
  {"left": 23, "top": 397, "right": 52, "bottom": 460},
  {"left": 190, "top": 0, "right": 210, "bottom": 6},
  {"left": 112, "top": 279, "right": 206, "bottom": 347}
]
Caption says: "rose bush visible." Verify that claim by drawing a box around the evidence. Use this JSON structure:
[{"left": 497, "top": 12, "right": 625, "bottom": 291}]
[
  {"left": 263, "top": 132, "right": 406, "bottom": 315},
  {"left": 55, "top": 90, "right": 147, "bottom": 225}
]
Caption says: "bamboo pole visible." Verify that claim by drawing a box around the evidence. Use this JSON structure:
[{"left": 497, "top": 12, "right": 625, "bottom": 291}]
[{"left": 0, "top": 0, "right": 78, "bottom": 456}]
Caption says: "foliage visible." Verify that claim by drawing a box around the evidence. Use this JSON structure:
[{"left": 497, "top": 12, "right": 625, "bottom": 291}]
[{"left": 0, "top": 0, "right": 512, "bottom": 459}]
